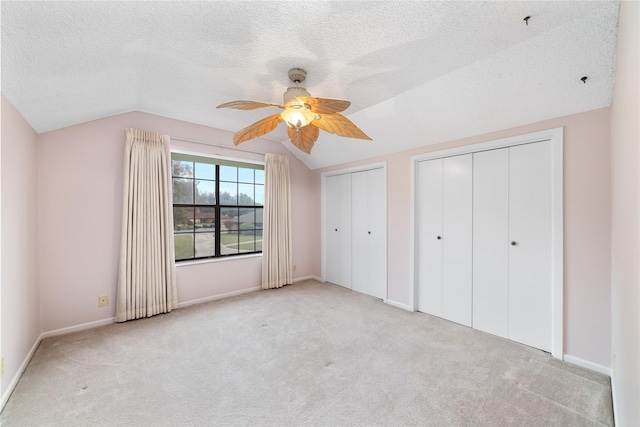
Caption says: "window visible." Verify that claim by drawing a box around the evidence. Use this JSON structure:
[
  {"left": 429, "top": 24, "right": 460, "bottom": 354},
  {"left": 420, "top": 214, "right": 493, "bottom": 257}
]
[{"left": 171, "top": 152, "right": 264, "bottom": 261}]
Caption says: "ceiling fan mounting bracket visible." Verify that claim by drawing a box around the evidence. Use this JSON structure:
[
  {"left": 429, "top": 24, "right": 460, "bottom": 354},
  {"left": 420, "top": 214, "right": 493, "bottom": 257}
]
[{"left": 288, "top": 68, "right": 307, "bottom": 84}]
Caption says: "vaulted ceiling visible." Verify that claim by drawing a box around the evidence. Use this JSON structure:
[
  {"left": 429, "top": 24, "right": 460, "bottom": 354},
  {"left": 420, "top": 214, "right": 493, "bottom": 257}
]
[{"left": 1, "top": 1, "right": 620, "bottom": 169}]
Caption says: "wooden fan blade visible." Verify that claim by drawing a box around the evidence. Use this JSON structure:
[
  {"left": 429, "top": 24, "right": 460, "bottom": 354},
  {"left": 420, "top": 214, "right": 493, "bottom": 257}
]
[
  {"left": 313, "top": 113, "right": 372, "bottom": 140},
  {"left": 217, "top": 100, "right": 283, "bottom": 110},
  {"left": 233, "top": 114, "right": 283, "bottom": 146},
  {"left": 296, "top": 96, "right": 351, "bottom": 114},
  {"left": 287, "top": 124, "right": 319, "bottom": 154}
]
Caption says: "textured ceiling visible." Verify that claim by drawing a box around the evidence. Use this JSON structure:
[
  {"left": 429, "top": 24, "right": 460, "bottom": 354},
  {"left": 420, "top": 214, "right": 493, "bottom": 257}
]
[{"left": 1, "top": 1, "right": 620, "bottom": 169}]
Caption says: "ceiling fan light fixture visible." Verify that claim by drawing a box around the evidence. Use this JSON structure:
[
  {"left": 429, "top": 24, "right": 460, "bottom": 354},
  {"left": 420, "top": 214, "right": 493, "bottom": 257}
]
[
  {"left": 281, "top": 105, "right": 315, "bottom": 130},
  {"left": 217, "top": 67, "right": 371, "bottom": 152}
]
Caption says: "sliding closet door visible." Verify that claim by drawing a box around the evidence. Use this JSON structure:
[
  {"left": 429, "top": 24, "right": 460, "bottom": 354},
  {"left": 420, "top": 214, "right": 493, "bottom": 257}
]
[
  {"left": 413, "top": 132, "right": 561, "bottom": 355},
  {"left": 366, "top": 167, "right": 386, "bottom": 299},
  {"left": 351, "top": 171, "right": 369, "bottom": 295},
  {"left": 473, "top": 149, "right": 509, "bottom": 338},
  {"left": 509, "top": 141, "right": 552, "bottom": 352},
  {"left": 326, "top": 173, "right": 352, "bottom": 288},
  {"left": 441, "top": 154, "right": 473, "bottom": 327},
  {"left": 416, "top": 159, "right": 443, "bottom": 316},
  {"left": 351, "top": 168, "right": 386, "bottom": 299}
]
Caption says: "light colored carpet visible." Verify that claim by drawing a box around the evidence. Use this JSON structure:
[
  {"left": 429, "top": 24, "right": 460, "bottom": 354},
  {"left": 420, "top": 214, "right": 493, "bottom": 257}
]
[{"left": 1, "top": 279, "right": 613, "bottom": 426}]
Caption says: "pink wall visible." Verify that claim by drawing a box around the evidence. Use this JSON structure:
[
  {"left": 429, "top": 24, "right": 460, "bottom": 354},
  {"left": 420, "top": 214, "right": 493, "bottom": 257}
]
[
  {"left": 37, "top": 112, "right": 320, "bottom": 332},
  {"left": 6, "top": 93, "right": 615, "bottom": 378},
  {"left": 316, "top": 107, "right": 613, "bottom": 368},
  {"left": 1, "top": 95, "right": 41, "bottom": 403},
  {"left": 610, "top": 0, "right": 640, "bottom": 424}
]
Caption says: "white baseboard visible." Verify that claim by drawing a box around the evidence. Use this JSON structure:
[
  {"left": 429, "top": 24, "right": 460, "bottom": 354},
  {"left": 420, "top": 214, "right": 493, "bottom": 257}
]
[
  {"left": 1, "top": 334, "right": 42, "bottom": 412},
  {"left": 178, "top": 286, "right": 261, "bottom": 308},
  {"left": 611, "top": 373, "right": 619, "bottom": 426},
  {"left": 41, "top": 317, "right": 116, "bottom": 339},
  {"left": 563, "top": 354, "right": 612, "bottom": 376},
  {"left": 293, "top": 275, "right": 322, "bottom": 283},
  {"left": 178, "top": 277, "right": 322, "bottom": 309},
  {"left": 385, "top": 299, "right": 413, "bottom": 312},
  {"left": 177, "top": 276, "right": 323, "bottom": 309}
]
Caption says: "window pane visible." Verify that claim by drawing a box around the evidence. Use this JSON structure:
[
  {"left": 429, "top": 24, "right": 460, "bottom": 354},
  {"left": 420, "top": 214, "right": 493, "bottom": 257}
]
[
  {"left": 195, "top": 180, "right": 216, "bottom": 204},
  {"left": 239, "top": 208, "right": 255, "bottom": 230},
  {"left": 239, "top": 231, "right": 256, "bottom": 253},
  {"left": 238, "top": 183, "right": 254, "bottom": 205},
  {"left": 220, "top": 231, "right": 239, "bottom": 255},
  {"left": 174, "top": 234, "right": 194, "bottom": 260},
  {"left": 255, "top": 230, "right": 263, "bottom": 251},
  {"left": 220, "top": 165, "right": 237, "bottom": 181},
  {"left": 172, "top": 178, "right": 193, "bottom": 204},
  {"left": 238, "top": 168, "right": 254, "bottom": 183},
  {"left": 194, "top": 207, "right": 215, "bottom": 229},
  {"left": 195, "top": 232, "right": 215, "bottom": 258},
  {"left": 255, "top": 169, "right": 265, "bottom": 185},
  {"left": 221, "top": 208, "right": 239, "bottom": 232},
  {"left": 174, "top": 207, "right": 194, "bottom": 231},
  {"left": 194, "top": 162, "right": 215, "bottom": 180},
  {"left": 255, "top": 208, "right": 263, "bottom": 229},
  {"left": 255, "top": 184, "right": 264, "bottom": 206},
  {"left": 220, "top": 181, "right": 237, "bottom": 204},
  {"left": 172, "top": 160, "right": 193, "bottom": 178}
]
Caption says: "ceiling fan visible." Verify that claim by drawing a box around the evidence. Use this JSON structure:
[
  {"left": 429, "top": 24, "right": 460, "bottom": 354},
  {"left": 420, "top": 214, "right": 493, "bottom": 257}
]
[{"left": 216, "top": 68, "right": 372, "bottom": 154}]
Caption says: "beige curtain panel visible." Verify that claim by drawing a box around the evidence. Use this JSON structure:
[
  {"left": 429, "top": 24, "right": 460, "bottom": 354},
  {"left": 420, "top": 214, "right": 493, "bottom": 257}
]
[
  {"left": 262, "top": 153, "right": 293, "bottom": 289},
  {"left": 116, "top": 128, "right": 178, "bottom": 322}
]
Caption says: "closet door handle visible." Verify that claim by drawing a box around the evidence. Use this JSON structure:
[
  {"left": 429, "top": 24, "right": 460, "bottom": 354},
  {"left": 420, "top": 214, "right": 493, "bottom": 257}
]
[
  {"left": 335, "top": 228, "right": 338, "bottom": 232},
  {"left": 437, "top": 236, "right": 442, "bottom": 240},
  {"left": 511, "top": 241, "right": 517, "bottom": 246},
  {"left": 368, "top": 231, "right": 371, "bottom": 234}
]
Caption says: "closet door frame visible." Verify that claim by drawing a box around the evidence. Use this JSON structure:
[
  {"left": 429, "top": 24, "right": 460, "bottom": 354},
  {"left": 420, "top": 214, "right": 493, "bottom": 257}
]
[
  {"left": 321, "top": 162, "right": 388, "bottom": 299},
  {"left": 409, "top": 127, "right": 563, "bottom": 359}
]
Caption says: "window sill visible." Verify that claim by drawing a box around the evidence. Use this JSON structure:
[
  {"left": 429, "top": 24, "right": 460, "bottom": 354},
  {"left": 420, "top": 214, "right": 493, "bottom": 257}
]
[{"left": 175, "top": 253, "right": 262, "bottom": 267}]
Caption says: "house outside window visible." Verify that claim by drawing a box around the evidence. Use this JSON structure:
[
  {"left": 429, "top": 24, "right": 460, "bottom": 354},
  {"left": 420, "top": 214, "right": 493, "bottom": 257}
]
[{"left": 171, "top": 152, "right": 264, "bottom": 261}]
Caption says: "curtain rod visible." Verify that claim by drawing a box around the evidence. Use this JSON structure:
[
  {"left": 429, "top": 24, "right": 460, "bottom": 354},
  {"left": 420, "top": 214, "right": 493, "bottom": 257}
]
[{"left": 170, "top": 136, "right": 265, "bottom": 156}]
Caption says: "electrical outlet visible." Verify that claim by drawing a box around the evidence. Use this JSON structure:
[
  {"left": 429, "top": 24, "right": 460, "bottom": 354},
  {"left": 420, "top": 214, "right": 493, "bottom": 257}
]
[
  {"left": 1, "top": 356, "right": 4, "bottom": 377},
  {"left": 98, "top": 295, "right": 108, "bottom": 307}
]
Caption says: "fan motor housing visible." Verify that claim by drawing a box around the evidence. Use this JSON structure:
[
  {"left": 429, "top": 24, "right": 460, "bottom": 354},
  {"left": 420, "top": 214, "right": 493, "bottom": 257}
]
[{"left": 283, "top": 86, "right": 310, "bottom": 105}]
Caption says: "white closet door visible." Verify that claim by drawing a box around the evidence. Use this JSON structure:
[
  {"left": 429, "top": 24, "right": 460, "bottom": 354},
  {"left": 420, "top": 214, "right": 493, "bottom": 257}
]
[
  {"left": 367, "top": 168, "right": 387, "bottom": 299},
  {"left": 351, "top": 171, "right": 368, "bottom": 295},
  {"left": 416, "top": 159, "right": 443, "bottom": 316},
  {"left": 326, "top": 173, "right": 352, "bottom": 288},
  {"left": 473, "top": 149, "right": 509, "bottom": 337},
  {"left": 442, "top": 154, "right": 473, "bottom": 327},
  {"left": 509, "top": 141, "right": 552, "bottom": 351}
]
